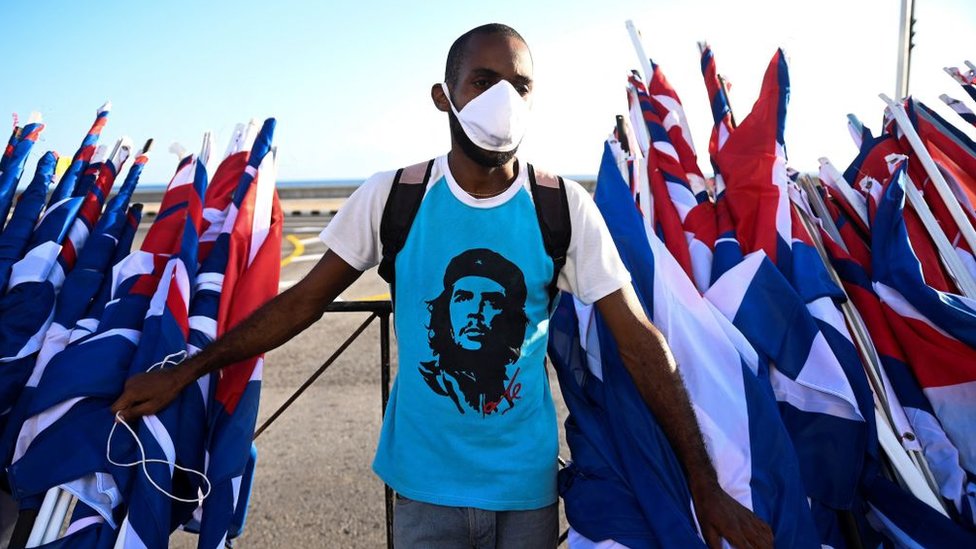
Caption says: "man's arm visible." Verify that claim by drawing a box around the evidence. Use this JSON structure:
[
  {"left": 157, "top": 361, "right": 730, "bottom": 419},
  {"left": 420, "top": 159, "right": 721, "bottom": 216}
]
[
  {"left": 595, "top": 286, "right": 773, "bottom": 549},
  {"left": 112, "top": 250, "right": 363, "bottom": 420}
]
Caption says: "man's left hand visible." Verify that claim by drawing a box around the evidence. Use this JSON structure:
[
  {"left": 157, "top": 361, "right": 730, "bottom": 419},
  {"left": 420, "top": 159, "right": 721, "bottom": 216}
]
[{"left": 692, "top": 482, "right": 774, "bottom": 549}]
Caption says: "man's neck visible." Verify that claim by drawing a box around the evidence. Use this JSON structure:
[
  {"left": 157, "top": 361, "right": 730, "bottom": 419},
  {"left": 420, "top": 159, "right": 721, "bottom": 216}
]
[{"left": 447, "top": 149, "right": 518, "bottom": 197}]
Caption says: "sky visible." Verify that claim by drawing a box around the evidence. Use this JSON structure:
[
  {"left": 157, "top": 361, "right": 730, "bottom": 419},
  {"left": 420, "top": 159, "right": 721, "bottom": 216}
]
[{"left": 2, "top": 0, "right": 975, "bottom": 185}]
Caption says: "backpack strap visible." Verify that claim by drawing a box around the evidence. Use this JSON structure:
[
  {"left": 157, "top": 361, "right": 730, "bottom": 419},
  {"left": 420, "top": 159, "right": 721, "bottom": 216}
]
[
  {"left": 378, "top": 159, "right": 435, "bottom": 305},
  {"left": 527, "top": 163, "right": 571, "bottom": 308}
]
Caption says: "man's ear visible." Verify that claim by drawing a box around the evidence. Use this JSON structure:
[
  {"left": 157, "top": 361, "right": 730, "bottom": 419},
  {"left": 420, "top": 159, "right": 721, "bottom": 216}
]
[{"left": 431, "top": 83, "right": 450, "bottom": 113}]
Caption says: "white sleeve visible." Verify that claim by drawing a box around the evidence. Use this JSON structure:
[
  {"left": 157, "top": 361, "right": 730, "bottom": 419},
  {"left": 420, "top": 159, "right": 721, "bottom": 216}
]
[
  {"left": 318, "top": 170, "right": 396, "bottom": 271},
  {"left": 556, "top": 179, "right": 632, "bottom": 304}
]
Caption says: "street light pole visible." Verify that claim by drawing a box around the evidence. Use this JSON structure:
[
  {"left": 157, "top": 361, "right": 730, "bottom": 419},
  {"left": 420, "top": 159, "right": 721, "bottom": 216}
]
[{"left": 895, "top": 0, "right": 917, "bottom": 100}]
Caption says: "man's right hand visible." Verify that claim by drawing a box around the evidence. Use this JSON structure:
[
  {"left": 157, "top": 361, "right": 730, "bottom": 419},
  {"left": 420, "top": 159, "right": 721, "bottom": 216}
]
[{"left": 111, "top": 367, "right": 191, "bottom": 421}]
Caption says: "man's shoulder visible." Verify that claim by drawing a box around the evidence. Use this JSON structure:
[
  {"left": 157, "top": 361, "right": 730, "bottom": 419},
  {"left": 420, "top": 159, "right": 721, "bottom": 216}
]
[
  {"left": 362, "top": 156, "right": 443, "bottom": 191},
  {"left": 524, "top": 164, "right": 590, "bottom": 208},
  {"left": 525, "top": 163, "right": 586, "bottom": 193}
]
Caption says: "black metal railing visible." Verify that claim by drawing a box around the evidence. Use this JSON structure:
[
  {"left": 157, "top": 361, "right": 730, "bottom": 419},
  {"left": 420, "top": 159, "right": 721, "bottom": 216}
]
[{"left": 252, "top": 298, "right": 395, "bottom": 548}]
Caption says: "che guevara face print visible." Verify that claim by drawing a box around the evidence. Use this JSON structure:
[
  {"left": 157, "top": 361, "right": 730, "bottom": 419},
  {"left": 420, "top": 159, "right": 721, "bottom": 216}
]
[{"left": 419, "top": 248, "right": 528, "bottom": 416}]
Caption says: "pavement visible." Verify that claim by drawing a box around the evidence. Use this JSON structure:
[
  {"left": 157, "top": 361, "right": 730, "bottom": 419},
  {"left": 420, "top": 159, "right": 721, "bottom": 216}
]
[{"left": 164, "top": 215, "right": 573, "bottom": 548}]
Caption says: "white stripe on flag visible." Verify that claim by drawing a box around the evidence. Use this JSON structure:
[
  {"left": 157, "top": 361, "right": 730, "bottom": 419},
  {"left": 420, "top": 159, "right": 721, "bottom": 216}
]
[{"left": 8, "top": 241, "right": 61, "bottom": 287}]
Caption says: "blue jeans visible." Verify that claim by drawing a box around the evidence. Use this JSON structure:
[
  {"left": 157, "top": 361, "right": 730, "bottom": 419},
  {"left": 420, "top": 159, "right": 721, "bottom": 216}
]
[{"left": 393, "top": 495, "right": 559, "bottom": 548}]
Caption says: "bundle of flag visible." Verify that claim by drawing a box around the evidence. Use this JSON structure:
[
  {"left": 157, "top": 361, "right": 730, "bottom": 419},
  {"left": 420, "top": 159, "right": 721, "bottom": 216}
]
[
  {"left": 553, "top": 23, "right": 976, "bottom": 548},
  {"left": 0, "top": 106, "right": 282, "bottom": 548}
]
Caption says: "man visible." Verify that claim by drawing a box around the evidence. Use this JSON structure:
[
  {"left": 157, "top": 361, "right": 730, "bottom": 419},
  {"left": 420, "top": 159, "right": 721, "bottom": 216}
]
[
  {"left": 421, "top": 248, "right": 529, "bottom": 415},
  {"left": 114, "top": 23, "right": 773, "bottom": 548}
]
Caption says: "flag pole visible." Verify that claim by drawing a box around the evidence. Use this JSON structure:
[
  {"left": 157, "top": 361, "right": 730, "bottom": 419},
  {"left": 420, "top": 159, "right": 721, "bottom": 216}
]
[
  {"left": 40, "top": 490, "right": 73, "bottom": 544},
  {"left": 898, "top": 169, "right": 976, "bottom": 298},
  {"left": 24, "top": 488, "right": 60, "bottom": 547},
  {"left": 881, "top": 94, "right": 976, "bottom": 271},
  {"left": 624, "top": 20, "right": 655, "bottom": 87},
  {"left": 817, "top": 158, "right": 870, "bottom": 229}
]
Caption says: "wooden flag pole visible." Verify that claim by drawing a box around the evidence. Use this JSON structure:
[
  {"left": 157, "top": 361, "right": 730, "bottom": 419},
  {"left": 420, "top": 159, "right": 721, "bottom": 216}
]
[
  {"left": 624, "top": 20, "right": 655, "bottom": 87},
  {"left": 818, "top": 158, "right": 870, "bottom": 229}
]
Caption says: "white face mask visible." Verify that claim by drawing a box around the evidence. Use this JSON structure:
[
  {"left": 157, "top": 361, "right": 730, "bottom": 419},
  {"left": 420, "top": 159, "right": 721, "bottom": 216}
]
[{"left": 441, "top": 80, "right": 531, "bottom": 152}]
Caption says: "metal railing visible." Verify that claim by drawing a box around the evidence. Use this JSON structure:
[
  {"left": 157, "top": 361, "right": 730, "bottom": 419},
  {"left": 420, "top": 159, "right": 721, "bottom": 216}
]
[{"left": 252, "top": 298, "right": 395, "bottom": 548}]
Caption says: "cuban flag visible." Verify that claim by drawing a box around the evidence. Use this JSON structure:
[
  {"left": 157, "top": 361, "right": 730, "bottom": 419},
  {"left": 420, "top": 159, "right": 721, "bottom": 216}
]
[
  {"left": 69, "top": 204, "right": 144, "bottom": 344},
  {"left": 870, "top": 158, "right": 976, "bottom": 484},
  {"left": 626, "top": 74, "right": 695, "bottom": 282},
  {"left": 0, "top": 192, "right": 83, "bottom": 427},
  {"left": 863, "top": 473, "right": 976, "bottom": 547},
  {"left": 699, "top": 43, "right": 735, "bottom": 172},
  {"left": 549, "top": 293, "right": 705, "bottom": 549},
  {"left": 707, "top": 51, "right": 875, "bottom": 517},
  {"left": 646, "top": 61, "right": 707, "bottom": 201},
  {"left": 0, "top": 143, "right": 130, "bottom": 444},
  {"left": 176, "top": 122, "right": 267, "bottom": 540},
  {"left": 941, "top": 94, "right": 976, "bottom": 129},
  {"left": 35, "top": 151, "right": 148, "bottom": 376},
  {"left": 551, "top": 139, "right": 818, "bottom": 548},
  {"left": 58, "top": 140, "right": 132, "bottom": 275},
  {"left": 0, "top": 151, "right": 58, "bottom": 291},
  {"left": 814, "top": 178, "right": 976, "bottom": 527},
  {"left": 647, "top": 63, "right": 718, "bottom": 291},
  {"left": 5, "top": 154, "right": 204, "bottom": 535},
  {"left": 844, "top": 131, "right": 957, "bottom": 293},
  {"left": 698, "top": 44, "right": 743, "bottom": 285},
  {"left": 907, "top": 100, "right": 976, "bottom": 209},
  {"left": 0, "top": 122, "right": 44, "bottom": 233},
  {"left": 196, "top": 119, "right": 281, "bottom": 548},
  {"left": 197, "top": 142, "right": 252, "bottom": 263},
  {"left": 111, "top": 151, "right": 207, "bottom": 549},
  {"left": 891, "top": 99, "right": 976, "bottom": 280},
  {"left": 636, "top": 66, "right": 718, "bottom": 292},
  {"left": 945, "top": 66, "right": 976, "bottom": 105},
  {"left": 47, "top": 102, "right": 111, "bottom": 206},
  {"left": 714, "top": 49, "right": 792, "bottom": 273},
  {"left": 0, "top": 154, "right": 148, "bottom": 471}
]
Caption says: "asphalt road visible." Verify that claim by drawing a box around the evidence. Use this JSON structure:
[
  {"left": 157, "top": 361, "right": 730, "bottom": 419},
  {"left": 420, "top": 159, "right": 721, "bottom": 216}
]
[{"left": 162, "top": 215, "right": 573, "bottom": 548}]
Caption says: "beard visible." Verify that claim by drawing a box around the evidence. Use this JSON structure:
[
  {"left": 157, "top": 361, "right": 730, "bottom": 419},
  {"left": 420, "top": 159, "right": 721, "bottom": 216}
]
[
  {"left": 438, "top": 341, "right": 515, "bottom": 412},
  {"left": 448, "top": 110, "right": 518, "bottom": 168}
]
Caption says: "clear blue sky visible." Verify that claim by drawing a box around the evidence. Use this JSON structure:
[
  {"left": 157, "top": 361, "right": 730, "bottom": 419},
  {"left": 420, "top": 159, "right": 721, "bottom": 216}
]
[{"left": 2, "top": 1, "right": 975, "bottom": 185}]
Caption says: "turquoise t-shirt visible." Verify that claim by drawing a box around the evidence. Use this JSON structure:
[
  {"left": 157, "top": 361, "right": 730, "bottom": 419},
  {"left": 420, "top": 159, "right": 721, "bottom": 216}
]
[
  {"left": 321, "top": 155, "right": 631, "bottom": 511},
  {"left": 372, "top": 171, "right": 559, "bottom": 511}
]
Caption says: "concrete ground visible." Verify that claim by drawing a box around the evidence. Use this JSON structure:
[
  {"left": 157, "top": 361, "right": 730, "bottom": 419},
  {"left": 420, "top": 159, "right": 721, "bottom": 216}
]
[{"left": 165, "top": 215, "right": 572, "bottom": 548}]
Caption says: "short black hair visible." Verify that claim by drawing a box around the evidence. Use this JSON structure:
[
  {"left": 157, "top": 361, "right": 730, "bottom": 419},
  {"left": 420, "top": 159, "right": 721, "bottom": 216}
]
[{"left": 444, "top": 23, "right": 528, "bottom": 87}]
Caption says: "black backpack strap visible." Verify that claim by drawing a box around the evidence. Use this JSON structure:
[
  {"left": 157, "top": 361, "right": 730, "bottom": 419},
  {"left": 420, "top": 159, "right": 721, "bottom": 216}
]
[
  {"left": 378, "top": 159, "right": 435, "bottom": 305},
  {"left": 527, "top": 163, "right": 571, "bottom": 308}
]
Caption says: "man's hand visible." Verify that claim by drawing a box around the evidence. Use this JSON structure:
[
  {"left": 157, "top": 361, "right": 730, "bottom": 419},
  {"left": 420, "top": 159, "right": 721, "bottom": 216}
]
[
  {"left": 112, "top": 367, "right": 191, "bottom": 421},
  {"left": 111, "top": 250, "right": 362, "bottom": 422},
  {"left": 692, "top": 482, "right": 773, "bottom": 549}
]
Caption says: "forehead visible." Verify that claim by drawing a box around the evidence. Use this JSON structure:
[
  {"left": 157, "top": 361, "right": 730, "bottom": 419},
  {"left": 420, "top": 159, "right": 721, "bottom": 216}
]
[{"left": 458, "top": 33, "right": 533, "bottom": 79}]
